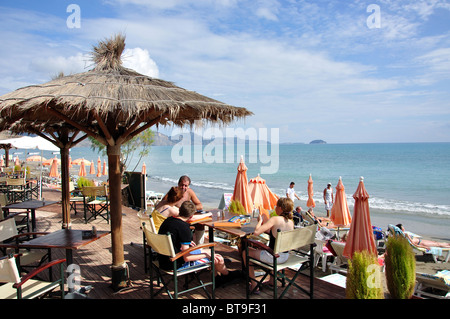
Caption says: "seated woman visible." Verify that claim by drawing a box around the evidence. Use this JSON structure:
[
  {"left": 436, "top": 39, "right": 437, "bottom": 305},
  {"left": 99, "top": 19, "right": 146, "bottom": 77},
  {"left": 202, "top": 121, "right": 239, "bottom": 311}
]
[
  {"left": 151, "top": 187, "right": 183, "bottom": 232},
  {"left": 244, "top": 197, "right": 295, "bottom": 293},
  {"left": 396, "top": 224, "right": 450, "bottom": 249}
]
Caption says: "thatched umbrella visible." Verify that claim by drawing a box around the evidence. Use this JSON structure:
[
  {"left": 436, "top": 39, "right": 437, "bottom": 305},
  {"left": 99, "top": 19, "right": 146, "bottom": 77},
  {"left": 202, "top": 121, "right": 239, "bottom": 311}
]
[{"left": 0, "top": 34, "right": 252, "bottom": 290}]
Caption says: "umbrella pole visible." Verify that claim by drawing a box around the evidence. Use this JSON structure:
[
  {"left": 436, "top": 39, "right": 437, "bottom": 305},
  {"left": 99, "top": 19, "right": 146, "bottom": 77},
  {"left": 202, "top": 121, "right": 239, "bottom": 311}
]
[
  {"left": 60, "top": 147, "right": 71, "bottom": 229},
  {"left": 108, "top": 144, "right": 128, "bottom": 291}
]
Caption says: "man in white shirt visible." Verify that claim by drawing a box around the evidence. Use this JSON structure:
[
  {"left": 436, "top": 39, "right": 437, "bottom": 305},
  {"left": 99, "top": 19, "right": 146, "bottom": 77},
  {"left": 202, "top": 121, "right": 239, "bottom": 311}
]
[{"left": 286, "top": 182, "right": 300, "bottom": 202}]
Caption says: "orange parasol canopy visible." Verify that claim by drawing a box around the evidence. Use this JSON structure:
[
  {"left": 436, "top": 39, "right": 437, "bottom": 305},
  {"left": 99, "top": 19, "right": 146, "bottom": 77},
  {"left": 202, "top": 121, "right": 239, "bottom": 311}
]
[
  {"left": 27, "top": 155, "right": 46, "bottom": 162},
  {"left": 306, "top": 174, "right": 316, "bottom": 208},
  {"left": 248, "top": 174, "right": 279, "bottom": 210},
  {"left": 49, "top": 157, "right": 59, "bottom": 178},
  {"left": 72, "top": 158, "right": 91, "bottom": 166},
  {"left": 343, "top": 177, "right": 377, "bottom": 259},
  {"left": 330, "top": 177, "right": 352, "bottom": 227},
  {"left": 43, "top": 157, "right": 60, "bottom": 166},
  {"left": 231, "top": 156, "right": 253, "bottom": 214}
]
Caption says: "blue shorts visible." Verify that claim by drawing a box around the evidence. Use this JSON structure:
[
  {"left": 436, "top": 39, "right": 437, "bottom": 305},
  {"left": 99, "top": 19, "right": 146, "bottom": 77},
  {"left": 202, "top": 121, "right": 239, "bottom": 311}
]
[{"left": 178, "top": 249, "right": 210, "bottom": 270}]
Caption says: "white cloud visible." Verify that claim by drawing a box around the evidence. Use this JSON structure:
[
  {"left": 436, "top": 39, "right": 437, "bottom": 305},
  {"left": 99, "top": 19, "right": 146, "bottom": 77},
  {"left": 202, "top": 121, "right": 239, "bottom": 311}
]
[
  {"left": 122, "top": 47, "right": 159, "bottom": 78},
  {"left": 29, "top": 53, "right": 92, "bottom": 76}
]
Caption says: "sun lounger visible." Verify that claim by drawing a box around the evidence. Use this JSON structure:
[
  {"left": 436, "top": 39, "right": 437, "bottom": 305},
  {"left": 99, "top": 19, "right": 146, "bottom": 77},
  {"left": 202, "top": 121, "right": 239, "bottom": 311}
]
[
  {"left": 414, "top": 270, "right": 450, "bottom": 299},
  {"left": 388, "top": 224, "right": 450, "bottom": 263}
]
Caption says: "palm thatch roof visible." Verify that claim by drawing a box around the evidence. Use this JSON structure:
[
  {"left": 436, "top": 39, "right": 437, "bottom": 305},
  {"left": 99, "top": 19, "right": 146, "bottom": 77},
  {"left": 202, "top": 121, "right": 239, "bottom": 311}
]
[
  {"left": 0, "top": 34, "right": 252, "bottom": 290},
  {"left": 0, "top": 34, "right": 252, "bottom": 146}
]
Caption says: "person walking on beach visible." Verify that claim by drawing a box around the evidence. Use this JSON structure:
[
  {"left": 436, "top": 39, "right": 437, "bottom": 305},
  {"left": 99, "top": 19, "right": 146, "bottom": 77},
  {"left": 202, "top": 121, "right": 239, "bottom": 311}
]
[
  {"left": 286, "top": 182, "right": 300, "bottom": 203},
  {"left": 323, "top": 183, "right": 333, "bottom": 218}
]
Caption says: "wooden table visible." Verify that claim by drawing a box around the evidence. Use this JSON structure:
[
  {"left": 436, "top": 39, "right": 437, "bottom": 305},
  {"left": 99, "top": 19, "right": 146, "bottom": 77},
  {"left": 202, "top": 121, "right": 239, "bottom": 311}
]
[
  {"left": 2, "top": 199, "right": 58, "bottom": 233},
  {"left": 19, "top": 229, "right": 110, "bottom": 266},
  {"left": 18, "top": 229, "right": 110, "bottom": 292},
  {"left": 198, "top": 210, "right": 259, "bottom": 243}
]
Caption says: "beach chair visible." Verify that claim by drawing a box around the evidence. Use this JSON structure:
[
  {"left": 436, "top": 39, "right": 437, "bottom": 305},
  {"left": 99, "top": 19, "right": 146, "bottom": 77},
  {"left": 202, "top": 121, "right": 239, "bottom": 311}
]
[
  {"left": 244, "top": 224, "right": 317, "bottom": 299},
  {"left": 142, "top": 222, "right": 217, "bottom": 299},
  {"left": 82, "top": 185, "right": 109, "bottom": 224},
  {"left": 328, "top": 241, "right": 348, "bottom": 275},
  {"left": 387, "top": 224, "right": 450, "bottom": 263},
  {"left": 0, "top": 255, "right": 66, "bottom": 299},
  {"left": 414, "top": 270, "right": 450, "bottom": 299},
  {"left": 314, "top": 239, "right": 334, "bottom": 272}
]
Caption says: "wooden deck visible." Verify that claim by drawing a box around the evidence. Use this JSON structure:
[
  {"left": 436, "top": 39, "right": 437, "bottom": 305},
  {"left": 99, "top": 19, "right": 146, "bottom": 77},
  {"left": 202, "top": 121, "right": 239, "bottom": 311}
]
[{"left": 26, "top": 189, "right": 346, "bottom": 300}]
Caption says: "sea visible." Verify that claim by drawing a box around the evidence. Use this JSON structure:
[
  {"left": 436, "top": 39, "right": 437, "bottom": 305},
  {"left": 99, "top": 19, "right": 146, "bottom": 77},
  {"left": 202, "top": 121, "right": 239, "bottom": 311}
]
[{"left": 14, "top": 142, "right": 450, "bottom": 240}]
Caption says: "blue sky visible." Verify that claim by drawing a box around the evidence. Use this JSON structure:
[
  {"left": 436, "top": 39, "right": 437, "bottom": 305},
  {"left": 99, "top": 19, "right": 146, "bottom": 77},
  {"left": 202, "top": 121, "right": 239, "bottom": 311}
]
[{"left": 1, "top": 0, "right": 449, "bottom": 143}]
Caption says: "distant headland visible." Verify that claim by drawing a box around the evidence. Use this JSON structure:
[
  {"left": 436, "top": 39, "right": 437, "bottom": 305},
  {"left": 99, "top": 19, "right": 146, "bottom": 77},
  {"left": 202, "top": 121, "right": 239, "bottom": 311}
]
[{"left": 309, "top": 140, "right": 327, "bottom": 144}]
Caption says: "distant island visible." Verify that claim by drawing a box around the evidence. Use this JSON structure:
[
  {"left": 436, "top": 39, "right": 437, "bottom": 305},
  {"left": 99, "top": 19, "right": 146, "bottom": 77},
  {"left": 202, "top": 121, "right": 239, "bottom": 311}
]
[{"left": 309, "top": 140, "right": 327, "bottom": 144}]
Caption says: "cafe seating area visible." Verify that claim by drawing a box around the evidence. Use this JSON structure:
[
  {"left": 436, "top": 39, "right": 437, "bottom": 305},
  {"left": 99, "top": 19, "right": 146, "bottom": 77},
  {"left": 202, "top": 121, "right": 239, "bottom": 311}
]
[{"left": 0, "top": 185, "right": 347, "bottom": 299}]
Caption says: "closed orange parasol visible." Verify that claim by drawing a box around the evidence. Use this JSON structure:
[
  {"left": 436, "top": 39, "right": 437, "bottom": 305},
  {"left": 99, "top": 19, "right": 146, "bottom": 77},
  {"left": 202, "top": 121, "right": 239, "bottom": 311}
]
[
  {"left": 78, "top": 160, "right": 87, "bottom": 177},
  {"left": 89, "top": 159, "right": 96, "bottom": 175},
  {"left": 248, "top": 174, "right": 279, "bottom": 210},
  {"left": 231, "top": 156, "right": 253, "bottom": 214},
  {"left": 102, "top": 159, "right": 107, "bottom": 176},
  {"left": 96, "top": 157, "right": 102, "bottom": 177},
  {"left": 306, "top": 174, "right": 316, "bottom": 209},
  {"left": 343, "top": 177, "right": 377, "bottom": 259},
  {"left": 330, "top": 177, "right": 352, "bottom": 227},
  {"left": 49, "top": 157, "right": 59, "bottom": 178}
]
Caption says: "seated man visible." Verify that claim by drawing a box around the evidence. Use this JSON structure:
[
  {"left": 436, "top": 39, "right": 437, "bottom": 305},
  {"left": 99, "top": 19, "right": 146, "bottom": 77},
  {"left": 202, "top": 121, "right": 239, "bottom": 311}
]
[
  {"left": 162, "top": 175, "right": 204, "bottom": 244},
  {"left": 176, "top": 175, "right": 203, "bottom": 211},
  {"left": 158, "top": 201, "right": 229, "bottom": 276}
]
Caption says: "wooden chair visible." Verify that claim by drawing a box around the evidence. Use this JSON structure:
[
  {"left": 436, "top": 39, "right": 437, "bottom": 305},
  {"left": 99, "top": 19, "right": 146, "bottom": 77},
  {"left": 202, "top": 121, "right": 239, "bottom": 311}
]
[
  {"left": 0, "top": 218, "right": 51, "bottom": 274},
  {"left": 137, "top": 211, "right": 156, "bottom": 273},
  {"left": 69, "top": 182, "right": 84, "bottom": 215},
  {"left": 0, "top": 193, "right": 30, "bottom": 233},
  {"left": 0, "top": 255, "right": 65, "bottom": 299},
  {"left": 82, "top": 185, "right": 109, "bottom": 224},
  {"left": 142, "top": 221, "right": 216, "bottom": 299},
  {"left": 6, "top": 177, "right": 31, "bottom": 202},
  {"left": 244, "top": 224, "right": 317, "bottom": 299}
]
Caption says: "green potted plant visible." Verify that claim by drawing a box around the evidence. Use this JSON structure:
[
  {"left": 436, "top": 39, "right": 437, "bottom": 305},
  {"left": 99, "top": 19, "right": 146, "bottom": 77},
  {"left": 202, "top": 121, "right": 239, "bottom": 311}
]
[
  {"left": 385, "top": 234, "right": 416, "bottom": 299},
  {"left": 77, "top": 177, "right": 95, "bottom": 189},
  {"left": 346, "top": 250, "right": 384, "bottom": 299},
  {"left": 228, "top": 199, "right": 246, "bottom": 215}
]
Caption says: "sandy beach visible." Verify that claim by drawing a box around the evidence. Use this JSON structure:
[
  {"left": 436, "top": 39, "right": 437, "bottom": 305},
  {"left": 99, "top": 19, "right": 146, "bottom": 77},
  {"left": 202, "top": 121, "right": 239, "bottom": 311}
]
[{"left": 37, "top": 186, "right": 448, "bottom": 296}]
